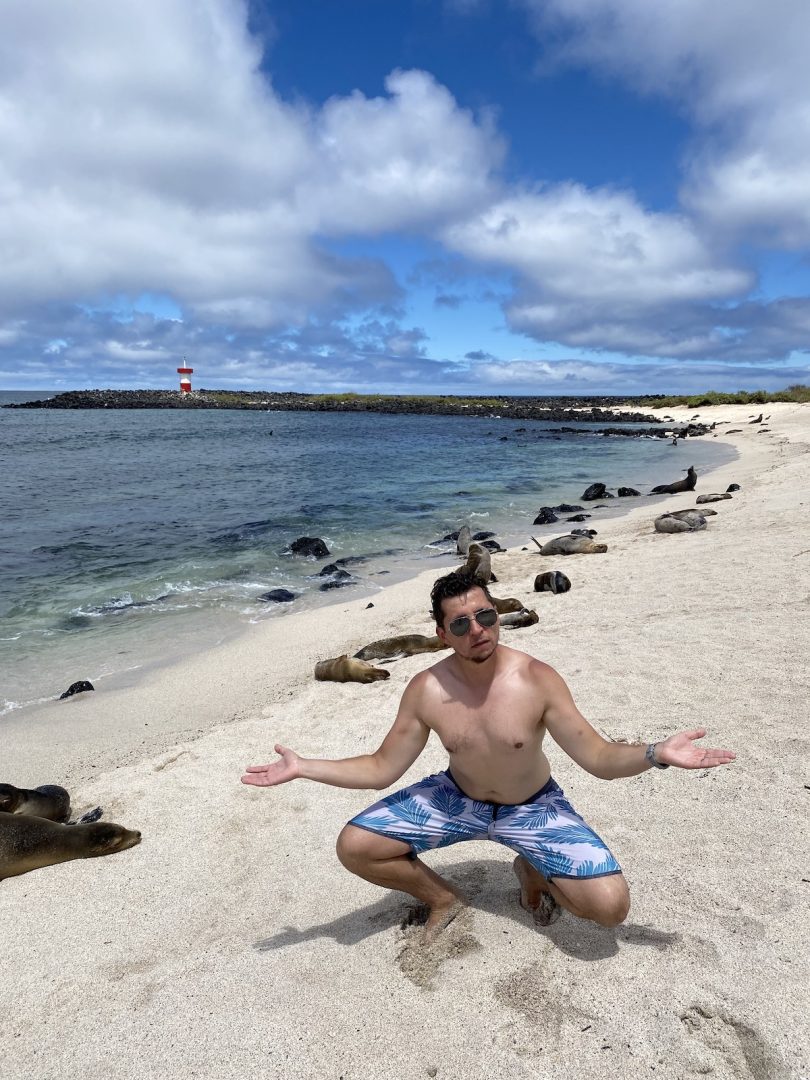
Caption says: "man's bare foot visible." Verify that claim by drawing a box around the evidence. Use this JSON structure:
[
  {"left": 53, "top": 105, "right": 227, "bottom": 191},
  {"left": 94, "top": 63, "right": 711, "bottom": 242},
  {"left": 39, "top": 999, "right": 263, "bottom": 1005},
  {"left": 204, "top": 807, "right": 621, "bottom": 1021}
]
[
  {"left": 513, "top": 856, "right": 561, "bottom": 926},
  {"left": 424, "top": 898, "right": 467, "bottom": 940}
]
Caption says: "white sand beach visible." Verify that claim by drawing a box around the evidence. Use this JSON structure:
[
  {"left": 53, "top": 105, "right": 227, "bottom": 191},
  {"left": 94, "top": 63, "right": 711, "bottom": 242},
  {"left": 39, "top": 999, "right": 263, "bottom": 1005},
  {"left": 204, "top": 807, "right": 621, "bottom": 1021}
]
[{"left": 1, "top": 402, "right": 808, "bottom": 1080}]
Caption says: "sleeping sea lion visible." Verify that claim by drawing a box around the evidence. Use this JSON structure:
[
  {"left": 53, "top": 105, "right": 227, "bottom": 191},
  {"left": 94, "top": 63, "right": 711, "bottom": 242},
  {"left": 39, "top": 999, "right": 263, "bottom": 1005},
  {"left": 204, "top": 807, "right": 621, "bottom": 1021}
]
[
  {"left": 0, "top": 813, "right": 141, "bottom": 881},
  {"left": 654, "top": 512, "right": 706, "bottom": 533},
  {"left": 534, "top": 571, "right": 572, "bottom": 594},
  {"left": 696, "top": 493, "right": 732, "bottom": 504},
  {"left": 354, "top": 635, "right": 449, "bottom": 662},
  {"left": 670, "top": 507, "right": 717, "bottom": 517},
  {"left": 461, "top": 542, "right": 496, "bottom": 584},
  {"left": 314, "top": 656, "right": 390, "bottom": 683},
  {"left": 491, "top": 596, "right": 526, "bottom": 614},
  {"left": 538, "top": 535, "right": 608, "bottom": 556},
  {"left": 498, "top": 608, "right": 540, "bottom": 629},
  {"left": 0, "top": 783, "right": 72, "bottom": 822},
  {"left": 649, "top": 465, "right": 697, "bottom": 495}
]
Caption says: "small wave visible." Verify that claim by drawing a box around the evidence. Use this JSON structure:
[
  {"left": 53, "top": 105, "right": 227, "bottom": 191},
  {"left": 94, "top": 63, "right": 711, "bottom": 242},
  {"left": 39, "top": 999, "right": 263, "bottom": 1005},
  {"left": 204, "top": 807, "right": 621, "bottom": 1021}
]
[
  {"left": 1, "top": 693, "right": 51, "bottom": 716},
  {"left": 210, "top": 519, "right": 276, "bottom": 545},
  {"left": 32, "top": 541, "right": 107, "bottom": 556}
]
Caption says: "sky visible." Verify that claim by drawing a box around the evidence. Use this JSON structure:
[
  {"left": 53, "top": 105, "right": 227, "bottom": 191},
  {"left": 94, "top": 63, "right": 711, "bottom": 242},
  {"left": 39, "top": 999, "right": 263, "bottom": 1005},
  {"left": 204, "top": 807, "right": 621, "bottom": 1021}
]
[{"left": 2, "top": 0, "right": 810, "bottom": 396}]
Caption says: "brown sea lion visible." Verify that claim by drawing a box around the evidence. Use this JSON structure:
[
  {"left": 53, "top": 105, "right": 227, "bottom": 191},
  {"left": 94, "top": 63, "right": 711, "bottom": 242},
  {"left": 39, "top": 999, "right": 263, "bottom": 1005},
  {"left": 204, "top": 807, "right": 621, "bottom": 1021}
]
[
  {"left": 670, "top": 507, "right": 717, "bottom": 517},
  {"left": 654, "top": 512, "right": 706, "bottom": 534},
  {"left": 354, "top": 635, "right": 448, "bottom": 662},
  {"left": 0, "top": 813, "right": 141, "bottom": 881},
  {"left": 696, "top": 493, "right": 732, "bottom": 504},
  {"left": 498, "top": 608, "right": 540, "bottom": 628},
  {"left": 0, "top": 783, "right": 71, "bottom": 823},
  {"left": 314, "top": 655, "right": 390, "bottom": 683},
  {"left": 537, "top": 535, "right": 608, "bottom": 556},
  {"left": 649, "top": 465, "right": 697, "bottom": 495},
  {"left": 491, "top": 596, "right": 526, "bottom": 614},
  {"left": 534, "top": 571, "right": 571, "bottom": 594},
  {"left": 461, "top": 542, "right": 497, "bottom": 584}
]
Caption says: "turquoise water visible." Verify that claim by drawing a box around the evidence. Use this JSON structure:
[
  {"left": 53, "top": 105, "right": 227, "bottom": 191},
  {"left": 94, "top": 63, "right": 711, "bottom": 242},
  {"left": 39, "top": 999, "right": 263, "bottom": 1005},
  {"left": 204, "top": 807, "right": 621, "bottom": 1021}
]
[{"left": 0, "top": 393, "right": 735, "bottom": 713}]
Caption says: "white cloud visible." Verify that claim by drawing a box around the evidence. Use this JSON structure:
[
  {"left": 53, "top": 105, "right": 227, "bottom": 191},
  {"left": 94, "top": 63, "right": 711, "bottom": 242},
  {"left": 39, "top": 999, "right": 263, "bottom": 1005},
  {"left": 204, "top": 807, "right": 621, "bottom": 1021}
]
[
  {"left": 0, "top": 1, "right": 501, "bottom": 328},
  {"left": 444, "top": 184, "right": 752, "bottom": 355},
  {"left": 519, "top": 0, "right": 810, "bottom": 245}
]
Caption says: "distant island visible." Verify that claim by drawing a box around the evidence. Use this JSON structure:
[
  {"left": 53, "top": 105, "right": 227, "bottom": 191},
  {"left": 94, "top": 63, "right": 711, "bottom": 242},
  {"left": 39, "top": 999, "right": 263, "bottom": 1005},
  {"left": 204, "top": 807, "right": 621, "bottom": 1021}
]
[
  {"left": 4, "top": 388, "right": 665, "bottom": 427},
  {"left": 9, "top": 384, "right": 806, "bottom": 428}
]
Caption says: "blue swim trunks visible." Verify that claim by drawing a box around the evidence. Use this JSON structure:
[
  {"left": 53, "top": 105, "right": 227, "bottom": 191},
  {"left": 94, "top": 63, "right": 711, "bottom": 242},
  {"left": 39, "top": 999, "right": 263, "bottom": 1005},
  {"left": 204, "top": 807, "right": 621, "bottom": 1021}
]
[{"left": 348, "top": 770, "right": 621, "bottom": 881}]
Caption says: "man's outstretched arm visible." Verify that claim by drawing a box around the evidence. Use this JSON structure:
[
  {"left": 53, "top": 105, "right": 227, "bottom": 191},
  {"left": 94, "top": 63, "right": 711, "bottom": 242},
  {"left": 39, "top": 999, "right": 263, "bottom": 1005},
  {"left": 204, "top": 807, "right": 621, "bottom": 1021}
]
[
  {"left": 240, "top": 676, "right": 431, "bottom": 791},
  {"left": 538, "top": 663, "right": 736, "bottom": 779}
]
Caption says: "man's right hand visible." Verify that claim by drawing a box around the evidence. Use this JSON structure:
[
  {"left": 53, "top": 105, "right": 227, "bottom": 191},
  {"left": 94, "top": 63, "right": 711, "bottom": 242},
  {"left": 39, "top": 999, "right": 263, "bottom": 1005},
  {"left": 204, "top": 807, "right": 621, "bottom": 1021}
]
[{"left": 241, "top": 744, "right": 301, "bottom": 787}]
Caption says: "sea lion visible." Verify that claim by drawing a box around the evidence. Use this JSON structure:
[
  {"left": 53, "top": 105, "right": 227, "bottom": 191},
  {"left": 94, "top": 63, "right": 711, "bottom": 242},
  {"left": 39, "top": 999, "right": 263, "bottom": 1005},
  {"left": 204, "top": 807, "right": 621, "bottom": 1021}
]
[
  {"left": 491, "top": 596, "right": 526, "bottom": 614},
  {"left": 461, "top": 542, "right": 497, "bottom": 585},
  {"left": 726, "top": 483, "right": 741, "bottom": 492},
  {"left": 654, "top": 512, "right": 706, "bottom": 533},
  {"left": 499, "top": 608, "right": 540, "bottom": 629},
  {"left": 456, "top": 525, "right": 471, "bottom": 556},
  {"left": 538, "top": 535, "right": 608, "bottom": 556},
  {"left": 534, "top": 571, "right": 571, "bottom": 594},
  {"left": 0, "top": 783, "right": 71, "bottom": 823},
  {"left": 0, "top": 813, "right": 141, "bottom": 881},
  {"left": 314, "top": 656, "right": 390, "bottom": 683},
  {"left": 649, "top": 465, "right": 697, "bottom": 495},
  {"left": 670, "top": 507, "right": 717, "bottom": 517},
  {"left": 696, "top": 493, "right": 732, "bottom": 504},
  {"left": 354, "top": 635, "right": 448, "bottom": 662}
]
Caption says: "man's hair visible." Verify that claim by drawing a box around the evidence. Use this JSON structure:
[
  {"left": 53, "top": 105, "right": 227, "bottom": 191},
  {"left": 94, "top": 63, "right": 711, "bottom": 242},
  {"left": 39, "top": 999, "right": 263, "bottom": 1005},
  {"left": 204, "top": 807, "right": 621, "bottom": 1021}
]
[{"left": 430, "top": 569, "right": 494, "bottom": 626}]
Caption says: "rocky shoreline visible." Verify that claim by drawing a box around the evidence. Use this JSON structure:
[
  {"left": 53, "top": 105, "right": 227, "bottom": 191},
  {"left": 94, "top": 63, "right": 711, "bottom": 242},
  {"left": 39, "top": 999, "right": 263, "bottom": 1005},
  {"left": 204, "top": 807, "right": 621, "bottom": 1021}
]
[{"left": 4, "top": 388, "right": 712, "bottom": 434}]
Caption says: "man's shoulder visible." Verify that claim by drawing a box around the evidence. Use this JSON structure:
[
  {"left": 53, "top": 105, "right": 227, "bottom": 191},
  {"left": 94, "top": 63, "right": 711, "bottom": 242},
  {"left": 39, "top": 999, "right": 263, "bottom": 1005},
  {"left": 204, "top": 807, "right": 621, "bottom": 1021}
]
[{"left": 499, "top": 645, "right": 559, "bottom": 681}]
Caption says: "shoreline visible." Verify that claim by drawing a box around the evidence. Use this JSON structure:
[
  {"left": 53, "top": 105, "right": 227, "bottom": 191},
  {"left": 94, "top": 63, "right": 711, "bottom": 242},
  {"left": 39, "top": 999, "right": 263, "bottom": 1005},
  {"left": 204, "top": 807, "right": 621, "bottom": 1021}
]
[
  {"left": 2, "top": 400, "right": 808, "bottom": 1079},
  {"left": 2, "top": 421, "right": 738, "bottom": 768}
]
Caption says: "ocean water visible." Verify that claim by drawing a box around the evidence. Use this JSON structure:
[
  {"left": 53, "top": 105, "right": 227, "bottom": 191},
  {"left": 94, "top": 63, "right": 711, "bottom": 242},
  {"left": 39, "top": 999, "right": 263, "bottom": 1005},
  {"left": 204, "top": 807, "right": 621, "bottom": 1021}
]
[{"left": 0, "top": 392, "right": 735, "bottom": 714}]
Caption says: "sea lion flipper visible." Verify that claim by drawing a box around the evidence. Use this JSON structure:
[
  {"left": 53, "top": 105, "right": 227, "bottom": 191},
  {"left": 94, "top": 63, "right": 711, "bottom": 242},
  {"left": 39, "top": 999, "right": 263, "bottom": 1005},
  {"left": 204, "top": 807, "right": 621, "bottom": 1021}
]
[{"left": 70, "top": 807, "right": 103, "bottom": 825}]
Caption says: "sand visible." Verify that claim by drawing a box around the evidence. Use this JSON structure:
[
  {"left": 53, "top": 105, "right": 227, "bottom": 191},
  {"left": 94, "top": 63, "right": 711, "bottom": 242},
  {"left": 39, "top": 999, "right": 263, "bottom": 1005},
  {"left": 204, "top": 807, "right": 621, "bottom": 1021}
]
[{"left": 1, "top": 402, "right": 808, "bottom": 1080}]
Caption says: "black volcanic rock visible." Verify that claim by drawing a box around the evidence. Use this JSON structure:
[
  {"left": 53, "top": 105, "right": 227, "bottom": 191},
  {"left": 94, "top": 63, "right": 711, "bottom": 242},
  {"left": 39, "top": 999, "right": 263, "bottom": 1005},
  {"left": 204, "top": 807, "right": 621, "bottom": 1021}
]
[
  {"left": 258, "top": 589, "right": 297, "bottom": 603},
  {"left": 59, "top": 680, "right": 94, "bottom": 700},
  {"left": 288, "top": 537, "right": 330, "bottom": 558}
]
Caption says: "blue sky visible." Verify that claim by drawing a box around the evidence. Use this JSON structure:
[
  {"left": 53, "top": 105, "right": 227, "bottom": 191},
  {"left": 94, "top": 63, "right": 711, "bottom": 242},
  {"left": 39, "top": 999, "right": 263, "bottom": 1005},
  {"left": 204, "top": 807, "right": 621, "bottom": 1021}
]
[{"left": 1, "top": 0, "right": 809, "bottom": 395}]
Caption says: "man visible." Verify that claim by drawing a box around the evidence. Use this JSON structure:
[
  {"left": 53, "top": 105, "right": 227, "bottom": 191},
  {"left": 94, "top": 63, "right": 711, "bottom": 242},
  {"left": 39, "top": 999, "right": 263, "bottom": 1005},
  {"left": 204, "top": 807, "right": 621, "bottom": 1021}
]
[{"left": 242, "top": 569, "right": 735, "bottom": 934}]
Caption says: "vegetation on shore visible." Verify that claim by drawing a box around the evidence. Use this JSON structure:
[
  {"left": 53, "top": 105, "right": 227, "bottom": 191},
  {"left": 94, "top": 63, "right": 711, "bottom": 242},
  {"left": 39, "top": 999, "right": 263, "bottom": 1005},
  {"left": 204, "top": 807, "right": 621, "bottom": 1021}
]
[{"left": 636, "top": 384, "right": 810, "bottom": 408}]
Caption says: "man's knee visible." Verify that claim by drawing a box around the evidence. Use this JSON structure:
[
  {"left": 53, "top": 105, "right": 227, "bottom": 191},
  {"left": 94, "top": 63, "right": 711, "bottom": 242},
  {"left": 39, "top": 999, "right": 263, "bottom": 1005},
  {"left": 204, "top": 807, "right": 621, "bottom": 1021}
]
[
  {"left": 335, "top": 825, "right": 367, "bottom": 870},
  {"left": 591, "top": 880, "right": 630, "bottom": 928}
]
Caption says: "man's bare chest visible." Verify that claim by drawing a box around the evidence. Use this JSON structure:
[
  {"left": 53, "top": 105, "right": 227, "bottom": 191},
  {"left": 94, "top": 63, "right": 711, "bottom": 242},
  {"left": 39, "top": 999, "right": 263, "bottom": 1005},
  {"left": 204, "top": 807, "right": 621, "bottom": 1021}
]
[{"left": 428, "top": 695, "right": 545, "bottom": 756}]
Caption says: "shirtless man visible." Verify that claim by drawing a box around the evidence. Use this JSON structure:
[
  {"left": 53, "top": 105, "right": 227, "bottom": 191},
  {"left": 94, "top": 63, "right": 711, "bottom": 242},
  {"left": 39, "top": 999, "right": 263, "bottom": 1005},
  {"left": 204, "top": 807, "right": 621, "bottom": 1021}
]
[{"left": 242, "top": 569, "right": 736, "bottom": 933}]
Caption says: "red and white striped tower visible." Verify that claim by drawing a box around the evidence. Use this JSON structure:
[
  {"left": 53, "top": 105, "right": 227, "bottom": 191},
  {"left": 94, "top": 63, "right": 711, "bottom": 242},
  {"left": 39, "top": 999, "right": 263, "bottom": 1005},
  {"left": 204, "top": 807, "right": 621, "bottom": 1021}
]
[{"left": 177, "top": 359, "right": 193, "bottom": 393}]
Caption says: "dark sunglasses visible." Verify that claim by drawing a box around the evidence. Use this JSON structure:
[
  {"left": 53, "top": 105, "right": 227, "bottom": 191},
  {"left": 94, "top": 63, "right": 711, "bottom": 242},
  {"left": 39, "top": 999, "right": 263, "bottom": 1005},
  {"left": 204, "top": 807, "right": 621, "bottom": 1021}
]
[{"left": 447, "top": 607, "right": 499, "bottom": 637}]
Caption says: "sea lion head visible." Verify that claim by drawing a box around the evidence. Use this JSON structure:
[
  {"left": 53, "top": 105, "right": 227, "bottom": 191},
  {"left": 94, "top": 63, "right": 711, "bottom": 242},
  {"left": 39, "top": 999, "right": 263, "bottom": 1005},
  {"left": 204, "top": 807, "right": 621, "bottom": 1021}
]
[{"left": 83, "top": 822, "right": 142, "bottom": 856}]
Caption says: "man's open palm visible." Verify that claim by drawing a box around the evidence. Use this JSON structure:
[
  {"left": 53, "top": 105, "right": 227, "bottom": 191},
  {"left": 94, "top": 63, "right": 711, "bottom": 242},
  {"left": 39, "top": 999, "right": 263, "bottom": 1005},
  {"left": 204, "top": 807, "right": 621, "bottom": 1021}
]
[
  {"left": 656, "top": 728, "right": 736, "bottom": 769},
  {"left": 241, "top": 745, "right": 301, "bottom": 786}
]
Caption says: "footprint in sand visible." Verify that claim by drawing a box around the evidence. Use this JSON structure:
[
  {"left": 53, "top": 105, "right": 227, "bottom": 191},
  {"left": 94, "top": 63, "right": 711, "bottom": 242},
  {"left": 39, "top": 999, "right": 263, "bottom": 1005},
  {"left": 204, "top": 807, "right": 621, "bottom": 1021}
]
[
  {"left": 680, "top": 1004, "right": 785, "bottom": 1080},
  {"left": 396, "top": 905, "right": 481, "bottom": 988}
]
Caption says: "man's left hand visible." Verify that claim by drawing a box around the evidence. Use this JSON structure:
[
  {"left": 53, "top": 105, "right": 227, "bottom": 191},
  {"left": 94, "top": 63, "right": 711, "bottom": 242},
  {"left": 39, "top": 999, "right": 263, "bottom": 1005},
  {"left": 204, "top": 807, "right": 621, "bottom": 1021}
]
[{"left": 655, "top": 728, "right": 736, "bottom": 769}]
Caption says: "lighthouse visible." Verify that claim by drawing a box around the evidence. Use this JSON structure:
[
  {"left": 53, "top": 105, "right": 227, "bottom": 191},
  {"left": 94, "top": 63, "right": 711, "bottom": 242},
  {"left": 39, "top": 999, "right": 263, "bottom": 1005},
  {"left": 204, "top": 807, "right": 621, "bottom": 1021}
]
[{"left": 177, "top": 359, "right": 193, "bottom": 393}]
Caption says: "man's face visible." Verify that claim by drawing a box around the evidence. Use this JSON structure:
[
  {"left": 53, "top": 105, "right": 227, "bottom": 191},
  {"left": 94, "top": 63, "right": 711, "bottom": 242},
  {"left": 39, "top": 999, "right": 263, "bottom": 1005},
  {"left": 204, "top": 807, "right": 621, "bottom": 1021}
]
[{"left": 436, "top": 586, "right": 500, "bottom": 664}]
